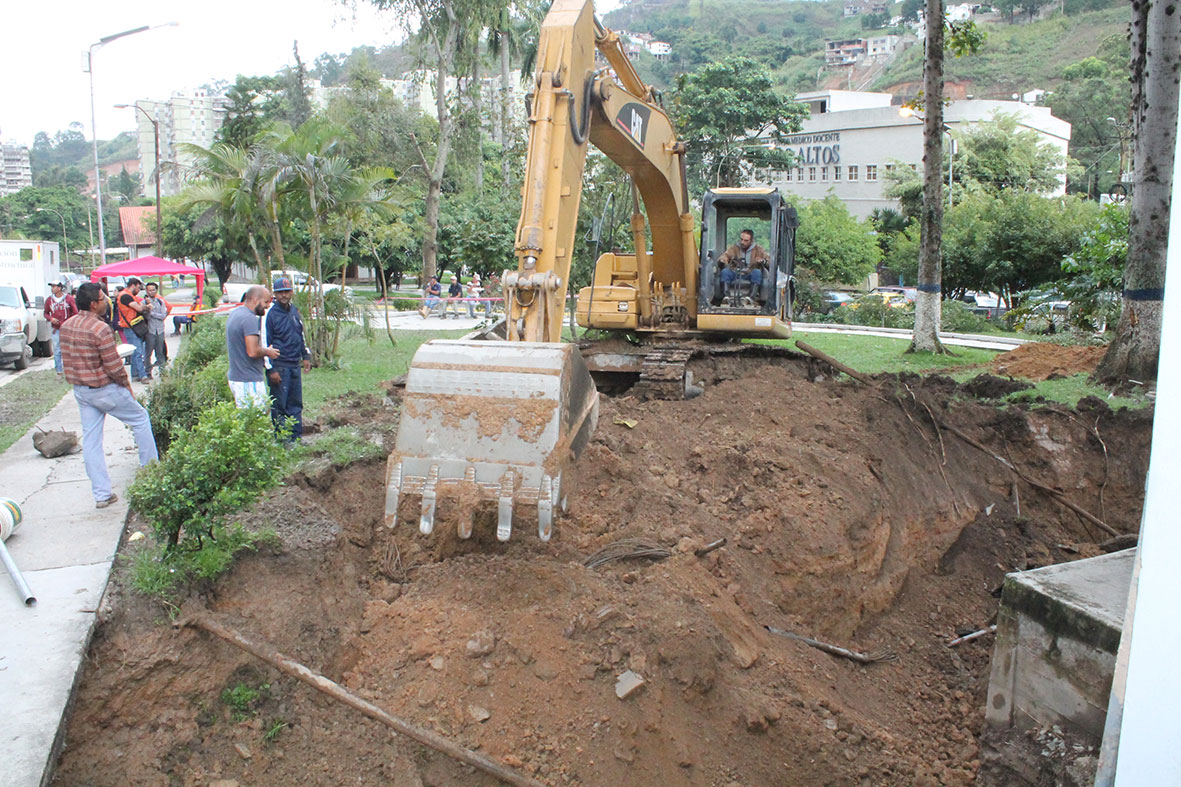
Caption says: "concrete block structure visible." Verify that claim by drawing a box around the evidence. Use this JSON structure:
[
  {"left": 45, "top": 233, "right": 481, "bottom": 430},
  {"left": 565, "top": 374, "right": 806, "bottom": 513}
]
[
  {"left": 985, "top": 549, "right": 1134, "bottom": 741},
  {"left": 1, "top": 142, "right": 33, "bottom": 195}
]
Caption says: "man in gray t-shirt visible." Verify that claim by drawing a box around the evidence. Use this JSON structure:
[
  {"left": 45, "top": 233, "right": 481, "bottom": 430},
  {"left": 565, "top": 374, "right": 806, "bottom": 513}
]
[{"left": 225, "top": 285, "right": 279, "bottom": 409}]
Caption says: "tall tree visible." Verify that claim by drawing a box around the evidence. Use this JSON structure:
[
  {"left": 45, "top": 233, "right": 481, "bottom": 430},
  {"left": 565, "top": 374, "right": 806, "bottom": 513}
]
[
  {"left": 367, "top": 0, "right": 497, "bottom": 281},
  {"left": 909, "top": 13, "right": 984, "bottom": 354},
  {"left": 672, "top": 56, "right": 807, "bottom": 193},
  {"left": 1094, "top": 0, "right": 1181, "bottom": 384},
  {"left": 911, "top": 0, "right": 949, "bottom": 354}
]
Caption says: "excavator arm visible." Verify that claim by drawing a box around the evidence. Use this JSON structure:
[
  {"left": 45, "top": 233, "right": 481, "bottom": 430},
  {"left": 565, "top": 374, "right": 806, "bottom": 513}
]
[{"left": 507, "top": 0, "right": 699, "bottom": 341}]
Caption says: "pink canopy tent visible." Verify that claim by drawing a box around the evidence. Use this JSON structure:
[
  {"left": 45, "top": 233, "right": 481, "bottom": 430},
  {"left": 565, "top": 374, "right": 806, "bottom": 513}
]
[{"left": 89, "top": 256, "right": 206, "bottom": 300}]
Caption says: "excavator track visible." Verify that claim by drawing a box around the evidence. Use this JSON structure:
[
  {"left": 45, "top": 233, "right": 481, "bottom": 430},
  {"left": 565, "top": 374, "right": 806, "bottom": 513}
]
[{"left": 579, "top": 339, "right": 817, "bottom": 401}]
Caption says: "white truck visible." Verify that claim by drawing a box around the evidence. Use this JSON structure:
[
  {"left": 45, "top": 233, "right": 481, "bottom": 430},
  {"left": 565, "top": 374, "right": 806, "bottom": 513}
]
[{"left": 0, "top": 240, "right": 61, "bottom": 370}]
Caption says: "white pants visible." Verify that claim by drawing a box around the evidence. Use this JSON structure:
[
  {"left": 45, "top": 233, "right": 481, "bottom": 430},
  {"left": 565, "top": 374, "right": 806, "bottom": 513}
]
[{"left": 229, "top": 379, "right": 270, "bottom": 410}]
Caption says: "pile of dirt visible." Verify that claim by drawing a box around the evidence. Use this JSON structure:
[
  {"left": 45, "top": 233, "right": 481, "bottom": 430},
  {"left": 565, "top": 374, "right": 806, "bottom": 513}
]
[
  {"left": 54, "top": 363, "right": 1152, "bottom": 786},
  {"left": 991, "top": 343, "right": 1108, "bottom": 381}
]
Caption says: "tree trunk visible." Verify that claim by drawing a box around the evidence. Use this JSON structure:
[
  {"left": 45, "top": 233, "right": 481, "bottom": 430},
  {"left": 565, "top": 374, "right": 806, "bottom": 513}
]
[
  {"left": 501, "top": 28, "right": 512, "bottom": 187},
  {"left": 1094, "top": 0, "right": 1180, "bottom": 384},
  {"left": 421, "top": 29, "right": 459, "bottom": 283},
  {"left": 472, "top": 57, "right": 484, "bottom": 193},
  {"left": 910, "top": 0, "right": 948, "bottom": 355}
]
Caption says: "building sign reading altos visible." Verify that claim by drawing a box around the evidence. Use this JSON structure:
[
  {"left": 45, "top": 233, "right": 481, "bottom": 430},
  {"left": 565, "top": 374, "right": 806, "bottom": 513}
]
[{"left": 783, "top": 132, "right": 841, "bottom": 165}]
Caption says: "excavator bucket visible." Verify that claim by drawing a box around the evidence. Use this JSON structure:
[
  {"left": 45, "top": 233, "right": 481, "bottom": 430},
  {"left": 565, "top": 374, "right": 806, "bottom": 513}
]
[{"left": 384, "top": 340, "right": 599, "bottom": 542}]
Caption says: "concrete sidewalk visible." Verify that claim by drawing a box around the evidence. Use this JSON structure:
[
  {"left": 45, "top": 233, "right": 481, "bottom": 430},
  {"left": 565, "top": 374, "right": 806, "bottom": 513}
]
[{"left": 0, "top": 345, "right": 173, "bottom": 786}]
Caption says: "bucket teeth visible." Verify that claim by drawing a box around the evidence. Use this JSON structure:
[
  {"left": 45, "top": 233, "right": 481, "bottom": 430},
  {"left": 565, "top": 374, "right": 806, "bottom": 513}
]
[
  {"left": 419, "top": 465, "right": 440, "bottom": 535},
  {"left": 458, "top": 467, "right": 477, "bottom": 540},
  {"left": 497, "top": 470, "right": 516, "bottom": 542},
  {"left": 384, "top": 462, "right": 404, "bottom": 529},
  {"left": 538, "top": 474, "right": 554, "bottom": 542}
]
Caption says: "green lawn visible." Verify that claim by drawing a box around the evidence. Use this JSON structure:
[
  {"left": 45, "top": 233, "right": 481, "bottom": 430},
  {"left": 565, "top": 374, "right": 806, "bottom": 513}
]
[
  {"left": 0, "top": 370, "right": 70, "bottom": 453},
  {"left": 757, "top": 331, "right": 1150, "bottom": 410},
  {"left": 302, "top": 329, "right": 469, "bottom": 416}
]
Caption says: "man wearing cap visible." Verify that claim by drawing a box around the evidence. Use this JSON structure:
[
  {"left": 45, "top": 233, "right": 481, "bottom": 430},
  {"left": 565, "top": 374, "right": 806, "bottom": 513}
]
[
  {"left": 116, "top": 277, "right": 152, "bottom": 382},
  {"left": 44, "top": 280, "right": 78, "bottom": 375},
  {"left": 261, "top": 277, "right": 311, "bottom": 440}
]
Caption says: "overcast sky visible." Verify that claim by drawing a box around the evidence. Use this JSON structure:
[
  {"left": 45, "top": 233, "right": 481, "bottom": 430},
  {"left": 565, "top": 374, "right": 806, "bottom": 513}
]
[
  {"left": 0, "top": 0, "right": 625, "bottom": 150},
  {"left": 0, "top": 0, "right": 404, "bottom": 148}
]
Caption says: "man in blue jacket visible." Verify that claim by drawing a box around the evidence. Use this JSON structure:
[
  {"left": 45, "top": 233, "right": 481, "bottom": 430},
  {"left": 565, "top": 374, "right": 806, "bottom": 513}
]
[{"left": 261, "top": 277, "right": 312, "bottom": 440}]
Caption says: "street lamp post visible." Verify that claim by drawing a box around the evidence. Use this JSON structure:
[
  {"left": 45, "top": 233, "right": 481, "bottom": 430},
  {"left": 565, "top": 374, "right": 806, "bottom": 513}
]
[
  {"left": 35, "top": 208, "right": 69, "bottom": 271},
  {"left": 115, "top": 103, "right": 162, "bottom": 256},
  {"left": 84, "top": 22, "right": 177, "bottom": 268}
]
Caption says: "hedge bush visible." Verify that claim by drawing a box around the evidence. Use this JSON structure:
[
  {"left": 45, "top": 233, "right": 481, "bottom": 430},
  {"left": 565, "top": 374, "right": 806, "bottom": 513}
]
[{"left": 129, "top": 402, "right": 288, "bottom": 551}]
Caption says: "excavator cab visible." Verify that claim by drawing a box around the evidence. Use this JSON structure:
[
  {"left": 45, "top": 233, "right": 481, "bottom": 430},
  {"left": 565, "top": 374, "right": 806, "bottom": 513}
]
[{"left": 697, "top": 188, "right": 798, "bottom": 337}]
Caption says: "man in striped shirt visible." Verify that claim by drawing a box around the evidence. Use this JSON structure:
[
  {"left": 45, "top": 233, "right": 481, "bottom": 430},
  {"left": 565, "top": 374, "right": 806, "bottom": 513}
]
[{"left": 60, "top": 282, "right": 159, "bottom": 508}]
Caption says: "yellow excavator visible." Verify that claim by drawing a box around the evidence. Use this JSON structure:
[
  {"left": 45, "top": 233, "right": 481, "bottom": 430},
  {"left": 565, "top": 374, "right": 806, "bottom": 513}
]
[{"left": 384, "top": 0, "right": 799, "bottom": 542}]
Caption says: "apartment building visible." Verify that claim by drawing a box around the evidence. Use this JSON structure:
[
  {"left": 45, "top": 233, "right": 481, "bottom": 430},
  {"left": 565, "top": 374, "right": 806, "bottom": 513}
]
[
  {"left": 129, "top": 91, "right": 229, "bottom": 197},
  {"left": 1, "top": 143, "right": 33, "bottom": 195}
]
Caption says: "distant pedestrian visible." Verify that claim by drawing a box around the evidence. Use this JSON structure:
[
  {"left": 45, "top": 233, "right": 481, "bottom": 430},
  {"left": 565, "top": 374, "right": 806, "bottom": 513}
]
[
  {"left": 261, "top": 277, "right": 312, "bottom": 441},
  {"left": 142, "top": 282, "right": 171, "bottom": 374},
  {"left": 225, "top": 285, "right": 279, "bottom": 410},
  {"left": 116, "top": 277, "right": 152, "bottom": 382},
  {"left": 60, "top": 282, "right": 158, "bottom": 509},
  {"left": 43, "top": 280, "right": 77, "bottom": 375}
]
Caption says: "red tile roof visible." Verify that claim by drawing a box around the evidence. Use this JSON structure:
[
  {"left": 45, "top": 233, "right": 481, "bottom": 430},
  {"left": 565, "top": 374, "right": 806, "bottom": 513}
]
[{"left": 119, "top": 206, "right": 156, "bottom": 247}]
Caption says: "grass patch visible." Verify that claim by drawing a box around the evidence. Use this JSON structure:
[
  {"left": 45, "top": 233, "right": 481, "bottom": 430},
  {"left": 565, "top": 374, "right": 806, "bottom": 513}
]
[
  {"left": 760, "top": 331, "right": 1149, "bottom": 410},
  {"left": 0, "top": 370, "right": 70, "bottom": 453},
  {"left": 290, "top": 426, "right": 385, "bottom": 467},
  {"left": 762, "top": 331, "right": 1001, "bottom": 375},
  {"left": 1003, "top": 373, "right": 1151, "bottom": 410},
  {"left": 221, "top": 680, "right": 271, "bottom": 722},
  {"left": 302, "top": 329, "right": 467, "bottom": 418},
  {"left": 127, "top": 524, "right": 279, "bottom": 602}
]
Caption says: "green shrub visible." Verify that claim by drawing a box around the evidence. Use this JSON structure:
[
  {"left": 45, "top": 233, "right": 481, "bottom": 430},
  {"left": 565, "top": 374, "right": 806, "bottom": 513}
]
[
  {"left": 129, "top": 403, "right": 288, "bottom": 551},
  {"left": 834, "top": 298, "right": 916, "bottom": 329},
  {"left": 222, "top": 680, "right": 270, "bottom": 721},
  {"left": 144, "top": 357, "right": 232, "bottom": 450},
  {"left": 940, "top": 300, "right": 992, "bottom": 333},
  {"left": 391, "top": 298, "right": 420, "bottom": 312},
  {"left": 170, "top": 316, "right": 228, "bottom": 377}
]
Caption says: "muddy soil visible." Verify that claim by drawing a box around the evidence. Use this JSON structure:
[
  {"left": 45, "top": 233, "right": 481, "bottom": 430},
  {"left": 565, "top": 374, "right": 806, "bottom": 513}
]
[
  {"left": 53, "top": 346, "right": 1152, "bottom": 786},
  {"left": 990, "top": 343, "right": 1107, "bottom": 381}
]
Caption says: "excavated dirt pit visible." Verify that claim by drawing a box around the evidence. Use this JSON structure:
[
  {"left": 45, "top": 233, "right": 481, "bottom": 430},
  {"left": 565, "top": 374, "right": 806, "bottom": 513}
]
[{"left": 53, "top": 344, "right": 1152, "bottom": 786}]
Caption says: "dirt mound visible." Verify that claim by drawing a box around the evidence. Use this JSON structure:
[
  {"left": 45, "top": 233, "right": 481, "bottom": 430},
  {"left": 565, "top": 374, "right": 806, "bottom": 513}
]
[
  {"left": 54, "top": 366, "right": 1152, "bottom": 786},
  {"left": 991, "top": 343, "right": 1108, "bottom": 381}
]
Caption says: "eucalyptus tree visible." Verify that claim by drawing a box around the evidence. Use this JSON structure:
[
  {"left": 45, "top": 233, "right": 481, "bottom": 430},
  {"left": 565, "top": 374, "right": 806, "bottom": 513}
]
[
  {"left": 365, "top": 0, "right": 504, "bottom": 282},
  {"left": 1094, "top": 0, "right": 1181, "bottom": 384}
]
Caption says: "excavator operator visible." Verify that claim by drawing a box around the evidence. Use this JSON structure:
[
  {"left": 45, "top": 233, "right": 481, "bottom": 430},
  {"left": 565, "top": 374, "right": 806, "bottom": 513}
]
[{"left": 718, "top": 229, "right": 770, "bottom": 303}]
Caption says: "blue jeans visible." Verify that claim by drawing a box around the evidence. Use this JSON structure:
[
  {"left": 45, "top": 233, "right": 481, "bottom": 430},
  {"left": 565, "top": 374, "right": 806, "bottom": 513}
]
[
  {"left": 124, "top": 330, "right": 147, "bottom": 379},
  {"left": 720, "top": 267, "right": 764, "bottom": 290},
  {"left": 51, "top": 330, "right": 62, "bottom": 373},
  {"left": 268, "top": 366, "right": 304, "bottom": 440},
  {"left": 73, "top": 383, "right": 158, "bottom": 502}
]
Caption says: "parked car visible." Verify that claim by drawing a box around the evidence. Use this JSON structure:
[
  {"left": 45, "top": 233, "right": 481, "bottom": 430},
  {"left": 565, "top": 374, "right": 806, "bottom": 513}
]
[
  {"left": 871, "top": 285, "right": 917, "bottom": 303},
  {"left": 272, "top": 269, "right": 353, "bottom": 299},
  {"left": 822, "top": 291, "right": 858, "bottom": 312},
  {"left": 958, "top": 291, "right": 1009, "bottom": 320},
  {"left": 849, "top": 291, "right": 909, "bottom": 310}
]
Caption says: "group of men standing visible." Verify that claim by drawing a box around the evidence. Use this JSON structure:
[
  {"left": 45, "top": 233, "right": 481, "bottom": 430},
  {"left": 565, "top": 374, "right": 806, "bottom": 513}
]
[
  {"left": 54, "top": 277, "right": 311, "bottom": 509},
  {"left": 225, "top": 278, "right": 311, "bottom": 441}
]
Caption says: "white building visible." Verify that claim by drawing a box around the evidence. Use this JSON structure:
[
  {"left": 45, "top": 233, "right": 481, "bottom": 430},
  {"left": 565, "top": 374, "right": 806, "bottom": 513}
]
[
  {"left": 1, "top": 142, "right": 33, "bottom": 195},
  {"left": 757, "top": 89, "right": 1071, "bottom": 219},
  {"left": 129, "top": 91, "right": 229, "bottom": 197},
  {"left": 866, "top": 34, "right": 901, "bottom": 60},
  {"left": 645, "top": 40, "right": 672, "bottom": 60}
]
